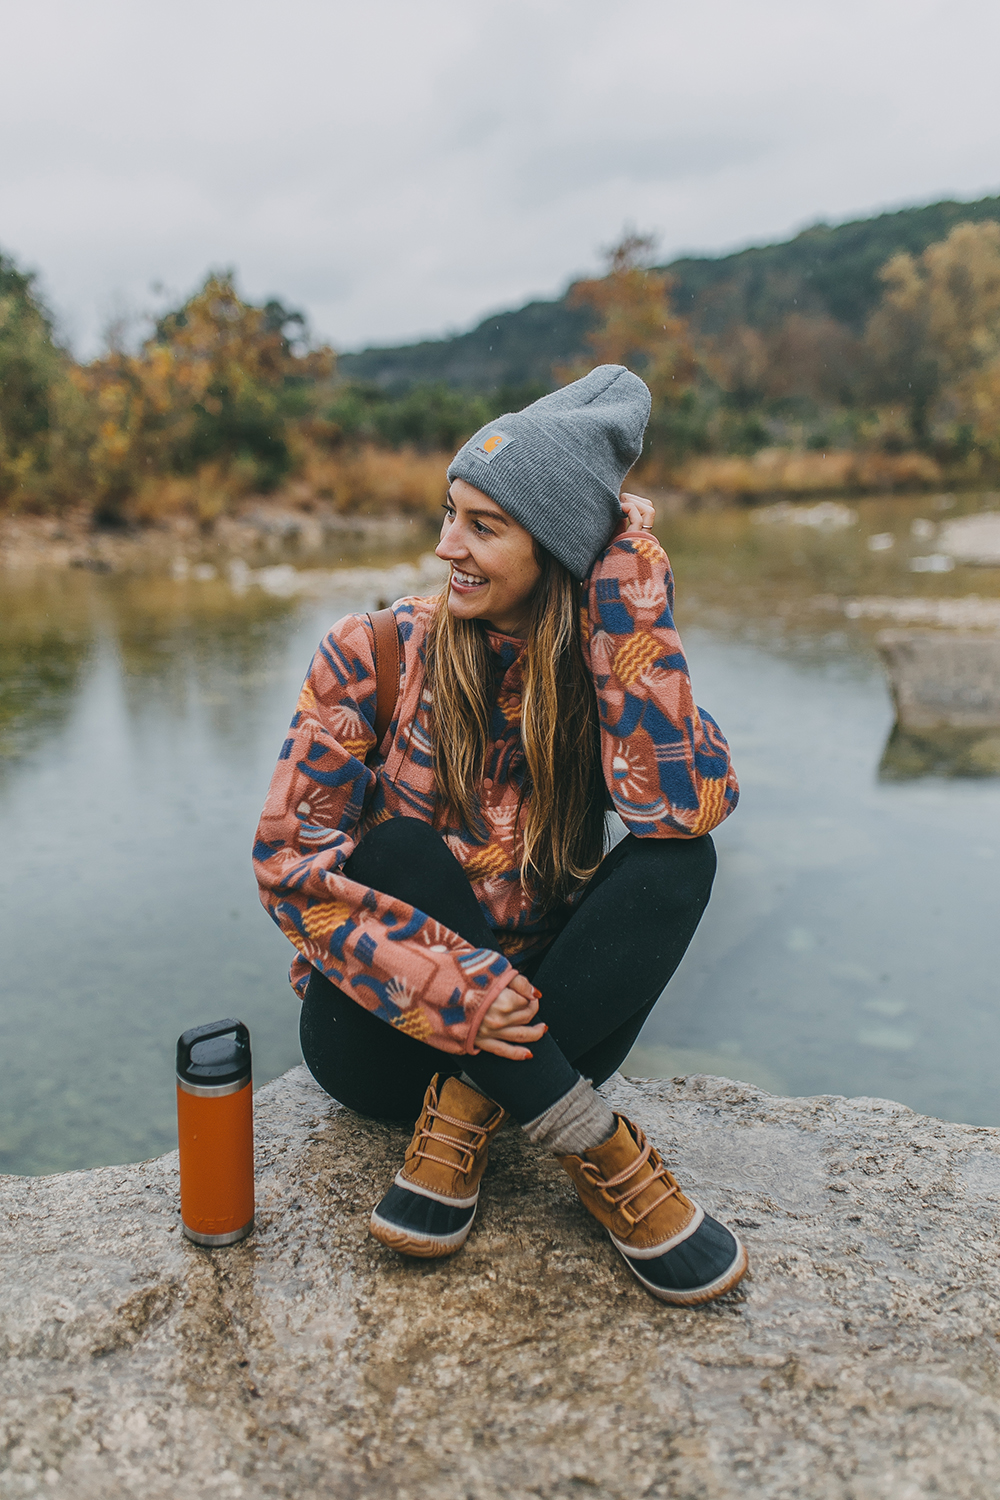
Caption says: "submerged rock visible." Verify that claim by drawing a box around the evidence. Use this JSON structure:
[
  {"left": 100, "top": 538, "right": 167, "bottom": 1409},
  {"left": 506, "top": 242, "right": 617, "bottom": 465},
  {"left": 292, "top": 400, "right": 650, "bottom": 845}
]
[
  {"left": 877, "top": 628, "right": 1000, "bottom": 730},
  {"left": 879, "top": 721, "right": 1000, "bottom": 778},
  {"left": 938, "top": 511, "right": 1000, "bottom": 566},
  {"left": 6, "top": 1067, "right": 1000, "bottom": 1497}
]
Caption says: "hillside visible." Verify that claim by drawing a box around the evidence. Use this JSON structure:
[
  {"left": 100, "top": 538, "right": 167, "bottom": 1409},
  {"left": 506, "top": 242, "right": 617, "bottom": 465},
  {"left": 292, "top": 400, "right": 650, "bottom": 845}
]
[
  {"left": 339, "top": 296, "right": 594, "bottom": 393},
  {"left": 339, "top": 193, "right": 1000, "bottom": 392}
]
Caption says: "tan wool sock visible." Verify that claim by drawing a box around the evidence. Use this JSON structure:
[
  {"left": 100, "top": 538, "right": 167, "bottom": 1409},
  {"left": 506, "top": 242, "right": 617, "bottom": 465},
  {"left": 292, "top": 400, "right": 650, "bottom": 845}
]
[{"left": 522, "top": 1076, "right": 616, "bottom": 1156}]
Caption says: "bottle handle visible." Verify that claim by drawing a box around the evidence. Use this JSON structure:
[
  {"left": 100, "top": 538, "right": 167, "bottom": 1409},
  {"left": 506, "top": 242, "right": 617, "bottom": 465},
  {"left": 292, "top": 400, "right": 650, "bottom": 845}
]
[{"left": 176, "top": 1018, "right": 250, "bottom": 1077}]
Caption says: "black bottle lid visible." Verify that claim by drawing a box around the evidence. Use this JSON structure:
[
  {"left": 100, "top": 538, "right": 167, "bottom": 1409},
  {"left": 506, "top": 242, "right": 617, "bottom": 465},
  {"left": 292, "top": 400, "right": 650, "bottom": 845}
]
[{"left": 177, "top": 1019, "right": 251, "bottom": 1086}]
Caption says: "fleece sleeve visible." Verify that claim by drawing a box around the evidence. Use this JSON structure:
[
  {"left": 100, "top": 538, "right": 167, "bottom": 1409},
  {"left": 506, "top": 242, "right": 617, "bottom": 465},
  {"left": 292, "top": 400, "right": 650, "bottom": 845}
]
[
  {"left": 252, "top": 609, "right": 514, "bottom": 1055},
  {"left": 586, "top": 530, "right": 739, "bottom": 837}
]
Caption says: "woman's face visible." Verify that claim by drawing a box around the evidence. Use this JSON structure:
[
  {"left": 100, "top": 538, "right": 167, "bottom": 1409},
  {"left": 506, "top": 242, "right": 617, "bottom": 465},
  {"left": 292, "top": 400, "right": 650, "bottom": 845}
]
[{"left": 435, "top": 477, "right": 543, "bottom": 637}]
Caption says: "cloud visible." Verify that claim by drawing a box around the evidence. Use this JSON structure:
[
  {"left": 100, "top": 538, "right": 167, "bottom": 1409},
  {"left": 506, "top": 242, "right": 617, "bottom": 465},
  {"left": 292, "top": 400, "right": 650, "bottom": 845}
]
[{"left": 2, "top": 0, "right": 999, "bottom": 356}]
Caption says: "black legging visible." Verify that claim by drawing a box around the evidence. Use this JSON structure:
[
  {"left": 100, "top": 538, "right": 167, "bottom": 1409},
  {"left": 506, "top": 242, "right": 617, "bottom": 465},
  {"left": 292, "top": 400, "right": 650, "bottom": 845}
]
[{"left": 300, "top": 817, "right": 716, "bottom": 1125}]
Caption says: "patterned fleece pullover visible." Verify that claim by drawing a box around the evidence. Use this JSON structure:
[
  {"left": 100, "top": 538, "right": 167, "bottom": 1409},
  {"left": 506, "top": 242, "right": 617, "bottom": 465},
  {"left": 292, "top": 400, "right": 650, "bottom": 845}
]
[{"left": 253, "top": 528, "right": 739, "bottom": 1056}]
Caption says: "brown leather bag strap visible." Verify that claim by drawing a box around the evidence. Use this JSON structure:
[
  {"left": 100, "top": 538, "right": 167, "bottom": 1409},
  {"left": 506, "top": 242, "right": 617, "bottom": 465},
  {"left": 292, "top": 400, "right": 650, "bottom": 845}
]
[{"left": 367, "top": 607, "right": 401, "bottom": 755}]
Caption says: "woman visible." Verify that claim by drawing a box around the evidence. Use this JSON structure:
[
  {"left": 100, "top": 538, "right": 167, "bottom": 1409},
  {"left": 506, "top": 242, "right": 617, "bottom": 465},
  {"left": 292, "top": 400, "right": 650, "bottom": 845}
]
[{"left": 254, "top": 365, "right": 746, "bottom": 1306}]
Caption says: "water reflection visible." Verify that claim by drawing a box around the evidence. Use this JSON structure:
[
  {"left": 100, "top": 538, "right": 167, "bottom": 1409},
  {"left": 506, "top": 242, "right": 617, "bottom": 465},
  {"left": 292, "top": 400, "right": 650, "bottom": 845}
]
[
  {"left": 879, "top": 723, "right": 1000, "bottom": 779},
  {"left": 0, "top": 576, "right": 93, "bottom": 765},
  {"left": 1, "top": 495, "right": 999, "bottom": 1173}
]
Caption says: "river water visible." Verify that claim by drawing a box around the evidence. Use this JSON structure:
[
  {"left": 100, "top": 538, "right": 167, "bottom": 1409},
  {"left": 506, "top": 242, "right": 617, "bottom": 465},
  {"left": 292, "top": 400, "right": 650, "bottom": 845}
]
[{"left": 1, "top": 495, "right": 998, "bottom": 1174}]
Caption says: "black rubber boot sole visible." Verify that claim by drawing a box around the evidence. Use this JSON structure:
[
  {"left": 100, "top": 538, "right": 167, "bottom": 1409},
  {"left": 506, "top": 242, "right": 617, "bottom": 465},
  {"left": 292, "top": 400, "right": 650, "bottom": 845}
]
[
  {"left": 369, "top": 1180, "right": 478, "bottom": 1259},
  {"left": 613, "top": 1211, "right": 749, "bottom": 1305}
]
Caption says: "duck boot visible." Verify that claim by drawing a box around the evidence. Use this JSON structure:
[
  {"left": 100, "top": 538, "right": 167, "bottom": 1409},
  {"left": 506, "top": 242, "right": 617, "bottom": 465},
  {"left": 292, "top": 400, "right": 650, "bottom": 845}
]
[
  {"left": 558, "top": 1114, "right": 748, "bottom": 1305},
  {"left": 370, "top": 1074, "right": 506, "bottom": 1258}
]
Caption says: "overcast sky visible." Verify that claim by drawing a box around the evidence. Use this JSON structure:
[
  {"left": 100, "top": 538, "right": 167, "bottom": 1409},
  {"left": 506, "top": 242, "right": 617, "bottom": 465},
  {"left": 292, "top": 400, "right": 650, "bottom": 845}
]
[{"left": 3, "top": 0, "right": 999, "bottom": 357}]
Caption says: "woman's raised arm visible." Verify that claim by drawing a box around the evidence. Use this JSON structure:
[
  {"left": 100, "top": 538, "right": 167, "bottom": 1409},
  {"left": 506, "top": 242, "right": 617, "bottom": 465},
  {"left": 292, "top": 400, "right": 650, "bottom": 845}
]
[{"left": 585, "top": 506, "right": 739, "bottom": 838}]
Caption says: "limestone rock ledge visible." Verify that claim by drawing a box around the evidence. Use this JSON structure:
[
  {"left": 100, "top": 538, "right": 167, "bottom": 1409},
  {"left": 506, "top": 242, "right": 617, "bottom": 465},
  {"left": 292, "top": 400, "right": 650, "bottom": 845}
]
[{"left": 4, "top": 1068, "right": 1000, "bottom": 1500}]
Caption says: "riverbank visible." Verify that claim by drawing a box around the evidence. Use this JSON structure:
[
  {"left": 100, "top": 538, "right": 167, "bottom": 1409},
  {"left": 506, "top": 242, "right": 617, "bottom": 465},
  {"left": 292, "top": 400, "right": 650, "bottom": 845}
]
[
  {"left": 668, "top": 446, "right": 947, "bottom": 502},
  {"left": 5, "top": 1065, "right": 1000, "bottom": 1498},
  {"left": 0, "top": 501, "right": 439, "bottom": 576},
  {"left": 1, "top": 448, "right": 975, "bottom": 576}
]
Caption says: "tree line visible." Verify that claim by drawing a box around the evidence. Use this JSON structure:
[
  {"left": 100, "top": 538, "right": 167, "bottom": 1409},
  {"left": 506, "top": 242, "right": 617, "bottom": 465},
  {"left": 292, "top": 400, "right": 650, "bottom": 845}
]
[
  {"left": 2, "top": 217, "right": 1000, "bottom": 523},
  {"left": 566, "top": 224, "right": 1000, "bottom": 480}
]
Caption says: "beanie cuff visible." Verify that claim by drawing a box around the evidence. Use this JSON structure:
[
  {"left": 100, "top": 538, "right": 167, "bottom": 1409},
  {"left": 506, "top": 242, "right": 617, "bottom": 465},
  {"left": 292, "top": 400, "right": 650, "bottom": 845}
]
[{"left": 448, "top": 445, "right": 622, "bottom": 578}]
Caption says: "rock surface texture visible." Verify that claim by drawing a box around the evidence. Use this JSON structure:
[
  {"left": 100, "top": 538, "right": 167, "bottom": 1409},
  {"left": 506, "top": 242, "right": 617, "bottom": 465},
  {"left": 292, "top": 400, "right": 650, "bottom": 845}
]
[
  {"left": 5, "top": 1067, "right": 1000, "bottom": 1499},
  {"left": 877, "top": 628, "right": 1000, "bottom": 728}
]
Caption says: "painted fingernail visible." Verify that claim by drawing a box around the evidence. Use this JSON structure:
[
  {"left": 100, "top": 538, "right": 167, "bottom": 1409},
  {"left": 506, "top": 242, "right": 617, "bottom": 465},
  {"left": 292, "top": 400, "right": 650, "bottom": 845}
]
[{"left": 532, "top": 987, "right": 543, "bottom": 999}]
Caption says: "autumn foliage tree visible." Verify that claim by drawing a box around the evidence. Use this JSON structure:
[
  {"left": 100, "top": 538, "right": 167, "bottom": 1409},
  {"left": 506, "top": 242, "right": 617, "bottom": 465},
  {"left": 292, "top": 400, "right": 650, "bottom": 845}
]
[
  {"left": 75, "top": 273, "right": 335, "bottom": 522},
  {"left": 0, "top": 255, "right": 92, "bottom": 509},
  {"left": 865, "top": 220, "right": 1000, "bottom": 454},
  {"left": 708, "top": 314, "right": 863, "bottom": 410},
  {"left": 563, "top": 234, "right": 698, "bottom": 468}
]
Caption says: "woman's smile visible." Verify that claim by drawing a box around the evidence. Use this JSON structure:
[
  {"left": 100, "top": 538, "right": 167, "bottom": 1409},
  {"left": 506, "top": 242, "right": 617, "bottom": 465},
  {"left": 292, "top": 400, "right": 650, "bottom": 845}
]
[{"left": 449, "top": 566, "right": 489, "bottom": 594}]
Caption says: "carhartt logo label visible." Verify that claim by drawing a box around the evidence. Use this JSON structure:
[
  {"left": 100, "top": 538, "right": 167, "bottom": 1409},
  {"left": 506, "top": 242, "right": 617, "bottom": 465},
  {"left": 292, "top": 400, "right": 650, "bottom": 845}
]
[{"left": 470, "top": 430, "right": 514, "bottom": 464}]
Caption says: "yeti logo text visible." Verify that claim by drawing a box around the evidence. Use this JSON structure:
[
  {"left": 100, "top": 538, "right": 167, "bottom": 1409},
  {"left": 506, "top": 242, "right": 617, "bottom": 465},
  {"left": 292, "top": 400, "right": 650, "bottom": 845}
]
[{"left": 470, "top": 430, "right": 514, "bottom": 464}]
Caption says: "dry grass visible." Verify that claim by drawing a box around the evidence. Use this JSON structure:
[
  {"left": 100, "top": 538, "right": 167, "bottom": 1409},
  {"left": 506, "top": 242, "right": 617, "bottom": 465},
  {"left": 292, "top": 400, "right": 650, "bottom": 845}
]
[
  {"left": 110, "top": 443, "right": 452, "bottom": 528},
  {"left": 295, "top": 443, "right": 449, "bottom": 516},
  {"left": 664, "top": 448, "right": 942, "bottom": 499},
  {"left": 126, "top": 462, "right": 259, "bottom": 526}
]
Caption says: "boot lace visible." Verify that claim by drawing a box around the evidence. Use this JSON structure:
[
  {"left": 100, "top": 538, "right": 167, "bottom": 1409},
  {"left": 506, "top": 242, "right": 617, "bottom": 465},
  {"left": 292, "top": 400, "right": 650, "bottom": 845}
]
[
  {"left": 580, "top": 1123, "right": 680, "bottom": 1225},
  {"left": 411, "top": 1104, "right": 490, "bottom": 1178}
]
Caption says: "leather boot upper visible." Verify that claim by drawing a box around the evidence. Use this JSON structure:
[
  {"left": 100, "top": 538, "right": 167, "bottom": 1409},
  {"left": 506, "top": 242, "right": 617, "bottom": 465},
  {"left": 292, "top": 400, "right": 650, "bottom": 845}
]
[
  {"left": 558, "top": 1114, "right": 699, "bottom": 1253},
  {"left": 399, "top": 1074, "right": 506, "bottom": 1204}
]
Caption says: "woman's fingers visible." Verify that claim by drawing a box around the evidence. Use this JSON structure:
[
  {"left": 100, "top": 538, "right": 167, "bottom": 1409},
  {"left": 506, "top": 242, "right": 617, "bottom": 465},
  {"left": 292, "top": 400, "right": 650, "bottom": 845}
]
[
  {"left": 620, "top": 491, "right": 656, "bottom": 531},
  {"left": 479, "top": 1010, "right": 534, "bottom": 1037},
  {"left": 475, "top": 1037, "right": 535, "bottom": 1061},
  {"left": 476, "top": 1040, "right": 527, "bottom": 1060},
  {"left": 487, "top": 1021, "right": 547, "bottom": 1044},
  {"left": 497, "top": 992, "right": 538, "bottom": 1019},
  {"left": 474, "top": 1021, "right": 546, "bottom": 1060},
  {"left": 621, "top": 490, "right": 653, "bottom": 512},
  {"left": 479, "top": 987, "right": 538, "bottom": 1032},
  {"left": 478, "top": 1014, "right": 544, "bottom": 1043},
  {"left": 473, "top": 974, "right": 546, "bottom": 1057},
  {"left": 486, "top": 1002, "right": 536, "bottom": 1028}
]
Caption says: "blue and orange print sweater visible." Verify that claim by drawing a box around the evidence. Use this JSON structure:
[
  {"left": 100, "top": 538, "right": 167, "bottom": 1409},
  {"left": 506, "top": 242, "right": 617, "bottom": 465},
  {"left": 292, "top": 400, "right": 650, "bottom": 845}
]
[{"left": 253, "top": 528, "right": 739, "bottom": 1056}]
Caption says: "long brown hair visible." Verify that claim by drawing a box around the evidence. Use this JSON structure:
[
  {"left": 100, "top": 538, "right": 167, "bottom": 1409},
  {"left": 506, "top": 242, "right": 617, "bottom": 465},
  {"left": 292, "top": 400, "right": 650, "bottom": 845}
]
[{"left": 426, "top": 548, "right": 607, "bottom": 910}]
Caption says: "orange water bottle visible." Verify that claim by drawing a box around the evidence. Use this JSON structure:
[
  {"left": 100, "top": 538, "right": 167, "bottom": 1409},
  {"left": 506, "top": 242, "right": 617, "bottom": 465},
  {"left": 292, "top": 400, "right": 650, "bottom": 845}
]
[{"left": 176, "top": 1018, "right": 255, "bottom": 1246}]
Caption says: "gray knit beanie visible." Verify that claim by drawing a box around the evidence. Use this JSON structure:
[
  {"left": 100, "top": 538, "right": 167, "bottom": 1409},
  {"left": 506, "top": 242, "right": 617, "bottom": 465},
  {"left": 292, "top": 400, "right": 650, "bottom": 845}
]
[{"left": 446, "top": 364, "right": 652, "bottom": 579}]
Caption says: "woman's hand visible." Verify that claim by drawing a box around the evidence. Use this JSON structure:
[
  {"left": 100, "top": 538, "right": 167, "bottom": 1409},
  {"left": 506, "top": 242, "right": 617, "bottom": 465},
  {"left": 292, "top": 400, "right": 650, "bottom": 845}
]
[
  {"left": 620, "top": 491, "right": 656, "bottom": 532},
  {"left": 474, "top": 972, "right": 547, "bottom": 1060}
]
